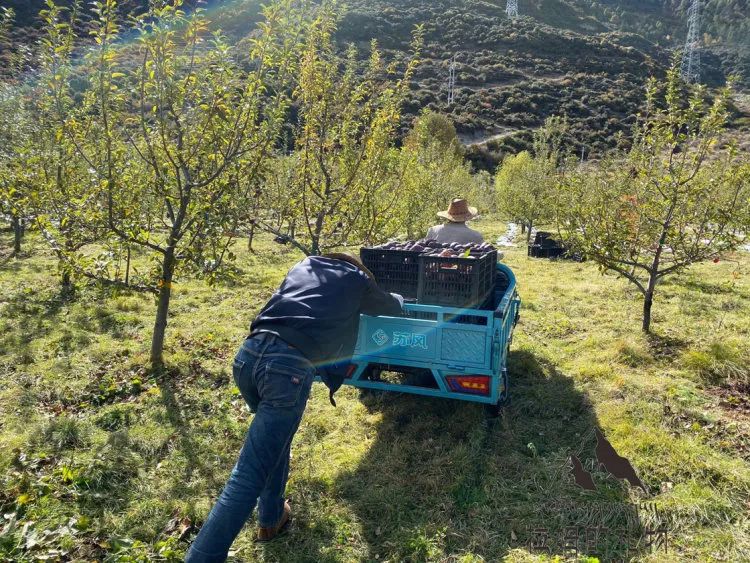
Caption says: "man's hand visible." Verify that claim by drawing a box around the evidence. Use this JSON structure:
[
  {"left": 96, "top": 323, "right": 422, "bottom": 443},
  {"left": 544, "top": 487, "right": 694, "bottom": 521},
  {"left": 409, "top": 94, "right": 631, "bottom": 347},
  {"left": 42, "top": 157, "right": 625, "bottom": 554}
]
[{"left": 362, "top": 280, "right": 404, "bottom": 318}]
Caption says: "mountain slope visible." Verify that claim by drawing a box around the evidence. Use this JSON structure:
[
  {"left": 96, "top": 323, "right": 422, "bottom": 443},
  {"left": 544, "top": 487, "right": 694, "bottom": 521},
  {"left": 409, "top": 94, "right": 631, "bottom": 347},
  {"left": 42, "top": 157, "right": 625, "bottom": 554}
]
[
  {"left": 2, "top": 0, "right": 748, "bottom": 169},
  {"left": 338, "top": 0, "right": 748, "bottom": 168}
]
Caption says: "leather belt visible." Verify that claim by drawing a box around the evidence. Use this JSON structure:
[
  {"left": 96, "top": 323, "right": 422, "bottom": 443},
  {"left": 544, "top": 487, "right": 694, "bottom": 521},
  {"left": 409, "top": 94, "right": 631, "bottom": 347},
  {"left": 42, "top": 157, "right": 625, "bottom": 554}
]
[{"left": 249, "top": 331, "right": 300, "bottom": 354}]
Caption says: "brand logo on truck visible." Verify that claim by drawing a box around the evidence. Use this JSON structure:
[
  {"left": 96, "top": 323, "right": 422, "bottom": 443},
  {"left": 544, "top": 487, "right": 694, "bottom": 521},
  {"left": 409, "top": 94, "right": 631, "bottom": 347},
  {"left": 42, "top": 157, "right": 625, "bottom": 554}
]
[
  {"left": 372, "top": 329, "right": 428, "bottom": 350},
  {"left": 392, "top": 331, "right": 428, "bottom": 350},
  {"left": 372, "top": 329, "right": 389, "bottom": 346}
]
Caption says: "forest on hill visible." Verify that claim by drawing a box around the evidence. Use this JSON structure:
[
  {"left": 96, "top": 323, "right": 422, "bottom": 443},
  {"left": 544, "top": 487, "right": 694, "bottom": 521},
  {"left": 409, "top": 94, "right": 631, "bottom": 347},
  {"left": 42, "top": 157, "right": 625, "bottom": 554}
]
[
  {"left": 335, "top": 0, "right": 749, "bottom": 168},
  {"left": 2, "top": 0, "right": 749, "bottom": 170},
  {"left": 6, "top": 0, "right": 748, "bottom": 48}
]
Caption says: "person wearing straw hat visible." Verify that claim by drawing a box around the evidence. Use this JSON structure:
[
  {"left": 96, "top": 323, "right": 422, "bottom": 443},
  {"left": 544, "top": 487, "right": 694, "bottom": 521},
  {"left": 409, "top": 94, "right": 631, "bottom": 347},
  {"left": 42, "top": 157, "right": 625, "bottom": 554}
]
[
  {"left": 186, "top": 253, "right": 403, "bottom": 562},
  {"left": 427, "top": 198, "right": 484, "bottom": 244}
]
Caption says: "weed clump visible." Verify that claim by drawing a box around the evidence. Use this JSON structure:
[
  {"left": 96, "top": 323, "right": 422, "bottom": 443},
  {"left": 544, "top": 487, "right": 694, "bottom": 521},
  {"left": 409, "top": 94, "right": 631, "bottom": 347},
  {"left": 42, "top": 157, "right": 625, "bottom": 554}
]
[
  {"left": 94, "top": 404, "right": 137, "bottom": 431},
  {"left": 37, "top": 416, "right": 89, "bottom": 452},
  {"left": 682, "top": 341, "right": 749, "bottom": 385},
  {"left": 615, "top": 339, "right": 653, "bottom": 368}
]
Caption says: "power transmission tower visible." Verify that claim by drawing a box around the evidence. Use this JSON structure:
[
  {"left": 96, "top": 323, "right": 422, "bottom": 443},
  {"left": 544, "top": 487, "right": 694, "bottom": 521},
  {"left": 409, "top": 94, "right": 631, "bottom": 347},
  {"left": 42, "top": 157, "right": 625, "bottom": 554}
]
[
  {"left": 506, "top": 0, "right": 518, "bottom": 19},
  {"left": 447, "top": 54, "right": 457, "bottom": 105},
  {"left": 680, "top": 0, "right": 701, "bottom": 83}
]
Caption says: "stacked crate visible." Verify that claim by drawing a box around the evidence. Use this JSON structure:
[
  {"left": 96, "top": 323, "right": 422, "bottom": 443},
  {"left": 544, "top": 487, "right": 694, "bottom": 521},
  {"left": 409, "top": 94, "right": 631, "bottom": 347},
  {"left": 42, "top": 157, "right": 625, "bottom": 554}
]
[
  {"left": 361, "top": 247, "right": 497, "bottom": 309},
  {"left": 359, "top": 247, "right": 421, "bottom": 299},
  {"left": 527, "top": 231, "right": 566, "bottom": 258}
]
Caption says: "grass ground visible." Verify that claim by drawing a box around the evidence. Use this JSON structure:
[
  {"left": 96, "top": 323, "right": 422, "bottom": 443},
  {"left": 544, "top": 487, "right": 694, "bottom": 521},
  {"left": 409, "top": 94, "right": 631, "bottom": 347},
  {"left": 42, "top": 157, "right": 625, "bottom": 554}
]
[{"left": 0, "top": 219, "right": 749, "bottom": 562}]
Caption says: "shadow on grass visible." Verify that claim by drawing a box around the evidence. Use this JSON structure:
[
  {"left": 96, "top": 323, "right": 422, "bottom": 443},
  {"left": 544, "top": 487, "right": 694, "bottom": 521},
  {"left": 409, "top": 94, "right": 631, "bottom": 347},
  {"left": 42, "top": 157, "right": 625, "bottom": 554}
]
[
  {"left": 274, "top": 349, "right": 651, "bottom": 562},
  {"left": 155, "top": 370, "right": 227, "bottom": 493},
  {"left": 0, "top": 250, "right": 48, "bottom": 273},
  {"left": 645, "top": 331, "right": 689, "bottom": 360},
  {"left": 0, "top": 286, "right": 70, "bottom": 364},
  {"left": 678, "top": 278, "right": 737, "bottom": 296},
  {"left": 0, "top": 285, "right": 137, "bottom": 363}
]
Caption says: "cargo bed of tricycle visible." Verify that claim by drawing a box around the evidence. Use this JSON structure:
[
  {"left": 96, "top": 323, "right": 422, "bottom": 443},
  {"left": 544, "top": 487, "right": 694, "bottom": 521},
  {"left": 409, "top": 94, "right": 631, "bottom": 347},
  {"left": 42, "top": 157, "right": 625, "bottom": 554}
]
[{"left": 315, "top": 263, "right": 520, "bottom": 411}]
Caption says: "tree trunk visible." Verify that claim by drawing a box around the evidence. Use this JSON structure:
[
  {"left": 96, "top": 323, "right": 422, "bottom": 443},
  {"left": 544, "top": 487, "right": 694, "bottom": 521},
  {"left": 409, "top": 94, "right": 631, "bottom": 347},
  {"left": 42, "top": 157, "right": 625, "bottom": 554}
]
[
  {"left": 150, "top": 247, "right": 176, "bottom": 369},
  {"left": 642, "top": 214, "right": 669, "bottom": 333},
  {"left": 11, "top": 215, "right": 22, "bottom": 255},
  {"left": 61, "top": 268, "right": 73, "bottom": 294},
  {"left": 526, "top": 220, "right": 533, "bottom": 243},
  {"left": 641, "top": 267, "right": 659, "bottom": 333},
  {"left": 312, "top": 210, "right": 327, "bottom": 256},
  {"left": 642, "top": 290, "right": 654, "bottom": 333},
  {"left": 247, "top": 222, "right": 255, "bottom": 252},
  {"left": 125, "top": 247, "right": 131, "bottom": 286},
  {"left": 61, "top": 237, "right": 75, "bottom": 294},
  {"left": 521, "top": 223, "right": 526, "bottom": 234}
]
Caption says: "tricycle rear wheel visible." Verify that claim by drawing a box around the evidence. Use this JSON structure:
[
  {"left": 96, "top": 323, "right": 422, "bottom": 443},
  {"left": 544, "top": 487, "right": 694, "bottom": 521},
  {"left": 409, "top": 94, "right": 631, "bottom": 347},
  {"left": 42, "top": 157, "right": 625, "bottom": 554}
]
[
  {"left": 484, "top": 396, "right": 508, "bottom": 419},
  {"left": 484, "top": 381, "right": 510, "bottom": 419},
  {"left": 359, "top": 366, "right": 383, "bottom": 398}
]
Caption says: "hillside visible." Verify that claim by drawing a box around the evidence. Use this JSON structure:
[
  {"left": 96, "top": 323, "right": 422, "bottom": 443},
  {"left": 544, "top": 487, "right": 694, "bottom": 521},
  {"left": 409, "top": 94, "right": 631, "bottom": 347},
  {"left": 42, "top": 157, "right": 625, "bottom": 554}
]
[
  {"left": 2, "top": 0, "right": 749, "bottom": 170},
  {"left": 337, "top": 0, "right": 750, "bottom": 168}
]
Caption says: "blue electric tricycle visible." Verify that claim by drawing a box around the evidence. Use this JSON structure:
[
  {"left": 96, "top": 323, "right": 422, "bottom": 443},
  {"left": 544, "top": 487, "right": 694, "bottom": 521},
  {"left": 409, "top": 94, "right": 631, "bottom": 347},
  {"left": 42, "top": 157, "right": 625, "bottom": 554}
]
[{"left": 317, "top": 263, "right": 521, "bottom": 415}]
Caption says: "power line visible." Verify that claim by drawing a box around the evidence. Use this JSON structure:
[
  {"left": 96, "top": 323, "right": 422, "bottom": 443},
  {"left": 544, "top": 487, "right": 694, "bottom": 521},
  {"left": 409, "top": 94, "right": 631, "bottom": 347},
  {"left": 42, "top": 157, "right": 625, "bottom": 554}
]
[
  {"left": 680, "top": 0, "right": 701, "bottom": 83},
  {"left": 506, "top": 0, "right": 519, "bottom": 19}
]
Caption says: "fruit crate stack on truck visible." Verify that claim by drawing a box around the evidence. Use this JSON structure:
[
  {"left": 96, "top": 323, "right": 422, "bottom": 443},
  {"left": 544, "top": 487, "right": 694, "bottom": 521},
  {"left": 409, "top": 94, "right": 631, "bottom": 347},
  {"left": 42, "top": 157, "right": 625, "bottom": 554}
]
[{"left": 318, "top": 238, "right": 521, "bottom": 416}]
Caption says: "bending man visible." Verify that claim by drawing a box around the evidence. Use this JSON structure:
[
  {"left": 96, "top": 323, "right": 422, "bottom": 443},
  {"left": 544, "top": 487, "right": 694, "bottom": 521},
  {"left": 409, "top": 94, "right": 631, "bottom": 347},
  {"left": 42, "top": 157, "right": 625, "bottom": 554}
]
[{"left": 186, "top": 253, "right": 403, "bottom": 562}]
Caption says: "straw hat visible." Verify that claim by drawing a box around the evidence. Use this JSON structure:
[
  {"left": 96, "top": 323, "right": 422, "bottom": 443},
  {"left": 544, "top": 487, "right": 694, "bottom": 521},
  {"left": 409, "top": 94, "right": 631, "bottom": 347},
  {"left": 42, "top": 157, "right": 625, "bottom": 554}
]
[
  {"left": 437, "top": 198, "right": 478, "bottom": 222},
  {"left": 323, "top": 252, "right": 376, "bottom": 282}
]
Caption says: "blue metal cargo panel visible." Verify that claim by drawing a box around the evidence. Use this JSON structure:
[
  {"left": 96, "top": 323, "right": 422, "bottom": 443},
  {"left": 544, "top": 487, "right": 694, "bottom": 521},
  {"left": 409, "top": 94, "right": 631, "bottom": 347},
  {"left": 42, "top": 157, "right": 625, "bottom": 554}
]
[
  {"left": 440, "top": 328, "right": 489, "bottom": 367},
  {"left": 317, "top": 263, "right": 521, "bottom": 407},
  {"left": 356, "top": 316, "right": 439, "bottom": 363}
]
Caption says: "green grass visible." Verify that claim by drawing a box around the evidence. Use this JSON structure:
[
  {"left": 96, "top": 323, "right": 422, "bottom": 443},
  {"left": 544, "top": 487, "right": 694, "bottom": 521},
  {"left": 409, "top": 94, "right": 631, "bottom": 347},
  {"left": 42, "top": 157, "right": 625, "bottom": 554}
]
[{"left": 1, "top": 220, "right": 749, "bottom": 562}]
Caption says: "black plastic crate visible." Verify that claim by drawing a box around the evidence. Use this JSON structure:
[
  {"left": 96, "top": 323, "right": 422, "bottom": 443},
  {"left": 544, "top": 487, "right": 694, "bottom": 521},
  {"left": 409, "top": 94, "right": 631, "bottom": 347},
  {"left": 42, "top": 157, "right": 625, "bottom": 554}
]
[
  {"left": 533, "top": 231, "right": 557, "bottom": 247},
  {"left": 528, "top": 245, "right": 565, "bottom": 258},
  {"left": 360, "top": 248, "right": 421, "bottom": 299},
  {"left": 417, "top": 250, "right": 497, "bottom": 308}
]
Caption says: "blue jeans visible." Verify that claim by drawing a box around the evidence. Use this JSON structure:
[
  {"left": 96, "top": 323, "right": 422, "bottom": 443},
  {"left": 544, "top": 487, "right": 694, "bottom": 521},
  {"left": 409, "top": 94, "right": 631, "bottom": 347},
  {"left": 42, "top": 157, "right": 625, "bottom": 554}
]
[{"left": 186, "top": 333, "right": 315, "bottom": 562}]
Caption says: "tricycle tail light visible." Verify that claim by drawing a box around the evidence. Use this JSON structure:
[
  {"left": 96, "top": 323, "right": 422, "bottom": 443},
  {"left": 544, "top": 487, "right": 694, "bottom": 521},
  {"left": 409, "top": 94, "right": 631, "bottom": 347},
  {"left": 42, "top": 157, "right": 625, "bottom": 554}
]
[{"left": 445, "top": 375, "right": 491, "bottom": 396}]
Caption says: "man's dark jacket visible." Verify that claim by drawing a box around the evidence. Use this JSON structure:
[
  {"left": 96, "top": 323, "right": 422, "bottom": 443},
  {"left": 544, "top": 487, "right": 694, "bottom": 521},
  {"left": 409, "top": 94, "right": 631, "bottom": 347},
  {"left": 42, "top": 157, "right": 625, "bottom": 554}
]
[{"left": 251, "top": 256, "right": 402, "bottom": 402}]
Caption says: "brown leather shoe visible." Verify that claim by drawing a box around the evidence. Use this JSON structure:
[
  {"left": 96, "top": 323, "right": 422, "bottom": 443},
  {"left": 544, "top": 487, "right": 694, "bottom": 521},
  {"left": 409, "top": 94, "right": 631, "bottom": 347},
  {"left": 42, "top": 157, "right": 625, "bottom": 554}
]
[{"left": 257, "top": 501, "right": 292, "bottom": 542}]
